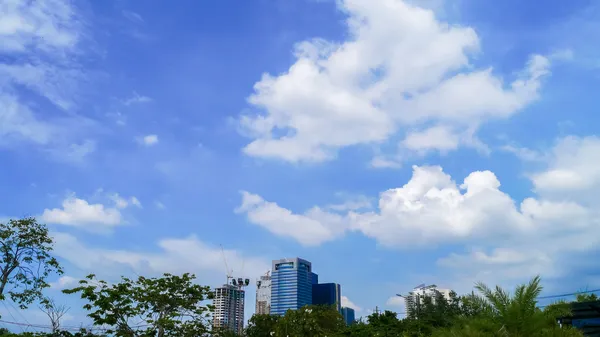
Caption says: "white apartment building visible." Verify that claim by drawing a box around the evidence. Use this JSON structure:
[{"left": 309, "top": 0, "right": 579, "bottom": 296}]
[{"left": 403, "top": 284, "right": 453, "bottom": 315}]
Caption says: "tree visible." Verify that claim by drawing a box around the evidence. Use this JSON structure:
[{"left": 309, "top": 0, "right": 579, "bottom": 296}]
[
  {"left": 338, "top": 320, "right": 375, "bottom": 337},
  {"left": 432, "top": 276, "right": 584, "bottom": 337},
  {"left": 366, "top": 310, "right": 405, "bottom": 336},
  {"left": 63, "top": 273, "right": 214, "bottom": 337},
  {"left": 0, "top": 218, "right": 63, "bottom": 308},
  {"left": 273, "top": 305, "right": 345, "bottom": 337},
  {"left": 576, "top": 293, "right": 598, "bottom": 302},
  {"left": 39, "top": 298, "right": 70, "bottom": 334},
  {"left": 245, "top": 314, "right": 279, "bottom": 337}
]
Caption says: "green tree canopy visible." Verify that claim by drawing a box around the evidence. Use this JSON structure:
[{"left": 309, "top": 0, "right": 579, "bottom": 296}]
[
  {"left": 63, "top": 273, "right": 213, "bottom": 337},
  {"left": 0, "top": 218, "right": 62, "bottom": 309}
]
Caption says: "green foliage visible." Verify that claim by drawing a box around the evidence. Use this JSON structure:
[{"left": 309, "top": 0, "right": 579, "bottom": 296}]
[
  {"left": 575, "top": 292, "right": 598, "bottom": 302},
  {"left": 432, "top": 276, "right": 584, "bottom": 337},
  {"left": 63, "top": 273, "right": 214, "bottom": 337},
  {"left": 244, "top": 313, "right": 279, "bottom": 337},
  {"left": 242, "top": 276, "right": 586, "bottom": 337},
  {"left": 0, "top": 218, "right": 63, "bottom": 309},
  {"left": 271, "top": 305, "right": 344, "bottom": 337},
  {"left": 0, "top": 331, "right": 105, "bottom": 337}
]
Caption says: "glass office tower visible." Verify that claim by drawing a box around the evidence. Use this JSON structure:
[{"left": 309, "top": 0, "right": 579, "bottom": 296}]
[
  {"left": 270, "top": 258, "right": 313, "bottom": 315},
  {"left": 312, "top": 283, "right": 341, "bottom": 312},
  {"left": 311, "top": 272, "right": 319, "bottom": 285},
  {"left": 341, "top": 307, "right": 356, "bottom": 326}
]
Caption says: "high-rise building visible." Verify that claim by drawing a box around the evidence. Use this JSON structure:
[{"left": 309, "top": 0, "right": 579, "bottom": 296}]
[
  {"left": 255, "top": 271, "right": 272, "bottom": 315},
  {"left": 312, "top": 283, "right": 341, "bottom": 312},
  {"left": 311, "top": 272, "right": 319, "bottom": 285},
  {"left": 403, "top": 284, "right": 452, "bottom": 317},
  {"left": 212, "top": 284, "right": 245, "bottom": 335},
  {"left": 341, "top": 307, "right": 356, "bottom": 326},
  {"left": 270, "top": 258, "right": 313, "bottom": 315}
]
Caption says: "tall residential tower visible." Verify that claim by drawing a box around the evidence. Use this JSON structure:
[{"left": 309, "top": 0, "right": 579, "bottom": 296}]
[
  {"left": 212, "top": 278, "right": 249, "bottom": 335},
  {"left": 270, "top": 258, "right": 313, "bottom": 315}
]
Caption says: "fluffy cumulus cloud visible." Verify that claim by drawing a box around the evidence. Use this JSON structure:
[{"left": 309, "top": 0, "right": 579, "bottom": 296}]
[
  {"left": 41, "top": 195, "right": 124, "bottom": 227},
  {"left": 237, "top": 135, "right": 600, "bottom": 287},
  {"left": 235, "top": 191, "right": 348, "bottom": 246},
  {"left": 238, "top": 0, "right": 551, "bottom": 163}
]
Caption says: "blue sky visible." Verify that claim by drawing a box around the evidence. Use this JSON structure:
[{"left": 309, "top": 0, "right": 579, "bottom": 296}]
[{"left": 1, "top": 0, "right": 600, "bottom": 331}]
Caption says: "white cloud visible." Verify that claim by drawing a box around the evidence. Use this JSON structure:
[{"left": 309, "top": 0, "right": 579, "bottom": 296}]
[
  {"left": 236, "top": 136, "right": 600, "bottom": 289},
  {"left": 370, "top": 155, "right": 403, "bottom": 169},
  {"left": 235, "top": 191, "right": 348, "bottom": 246},
  {"left": 349, "top": 166, "right": 532, "bottom": 247},
  {"left": 402, "top": 126, "right": 460, "bottom": 152},
  {"left": 155, "top": 201, "right": 166, "bottom": 210},
  {"left": 110, "top": 194, "right": 142, "bottom": 209},
  {"left": 531, "top": 136, "right": 600, "bottom": 196},
  {"left": 50, "top": 275, "right": 78, "bottom": 290},
  {"left": 122, "top": 10, "right": 144, "bottom": 24},
  {"left": 0, "top": 0, "right": 97, "bottom": 162},
  {"left": 124, "top": 91, "right": 152, "bottom": 106},
  {"left": 41, "top": 195, "right": 123, "bottom": 227},
  {"left": 0, "top": 62, "right": 83, "bottom": 111},
  {"left": 341, "top": 295, "right": 362, "bottom": 312},
  {"left": 0, "top": 0, "right": 80, "bottom": 53},
  {"left": 237, "top": 0, "right": 550, "bottom": 163},
  {"left": 51, "top": 232, "right": 271, "bottom": 282},
  {"left": 500, "top": 144, "right": 546, "bottom": 162},
  {"left": 326, "top": 195, "right": 372, "bottom": 212},
  {"left": 385, "top": 296, "right": 405, "bottom": 308},
  {"left": 130, "top": 197, "right": 142, "bottom": 208},
  {"left": 0, "top": 94, "right": 56, "bottom": 145},
  {"left": 46, "top": 139, "right": 96, "bottom": 163},
  {"left": 239, "top": 163, "right": 598, "bottom": 248},
  {"left": 138, "top": 134, "right": 159, "bottom": 146}
]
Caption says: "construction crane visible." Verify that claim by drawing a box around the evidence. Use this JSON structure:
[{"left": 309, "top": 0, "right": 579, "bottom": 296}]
[
  {"left": 220, "top": 244, "right": 233, "bottom": 285},
  {"left": 220, "top": 245, "right": 250, "bottom": 289}
]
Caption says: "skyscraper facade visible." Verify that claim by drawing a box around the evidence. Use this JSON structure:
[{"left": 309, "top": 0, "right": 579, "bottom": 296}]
[
  {"left": 311, "top": 272, "right": 319, "bottom": 285},
  {"left": 312, "top": 283, "right": 341, "bottom": 312},
  {"left": 255, "top": 272, "right": 272, "bottom": 315},
  {"left": 270, "top": 258, "right": 313, "bottom": 315},
  {"left": 341, "top": 307, "right": 356, "bottom": 326},
  {"left": 212, "top": 284, "right": 245, "bottom": 335}
]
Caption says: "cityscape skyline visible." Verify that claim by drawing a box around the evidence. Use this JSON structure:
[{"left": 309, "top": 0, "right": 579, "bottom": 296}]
[{"left": 2, "top": 0, "right": 598, "bottom": 331}]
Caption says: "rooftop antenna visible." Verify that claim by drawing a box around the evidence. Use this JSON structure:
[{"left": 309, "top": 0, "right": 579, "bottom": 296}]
[{"left": 220, "top": 244, "right": 233, "bottom": 285}]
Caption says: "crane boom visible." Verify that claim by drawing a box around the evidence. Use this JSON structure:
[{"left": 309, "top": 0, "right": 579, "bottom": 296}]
[{"left": 220, "top": 244, "right": 233, "bottom": 284}]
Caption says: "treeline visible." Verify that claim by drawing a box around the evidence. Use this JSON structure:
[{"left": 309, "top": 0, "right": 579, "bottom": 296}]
[
  {"left": 242, "top": 280, "right": 595, "bottom": 337},
  {"left": 0, "top": 218, "right": 595, "bottom": 336}
]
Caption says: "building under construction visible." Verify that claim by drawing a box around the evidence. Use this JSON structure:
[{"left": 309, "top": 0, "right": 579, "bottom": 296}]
[
  {"left": 256, "top": 271, "right": 272, "bottom": 315},
  {"left": 212, "top": 278, "right": 248, "bottom": 335}
]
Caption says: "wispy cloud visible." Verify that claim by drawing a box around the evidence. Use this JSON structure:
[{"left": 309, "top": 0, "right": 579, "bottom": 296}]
[
  {"left": 122, "top": 10, "right": 144, "bottom": 24},
  {"left": 0, "top": 0, "right": 98, "bottom": 163},
  {"left": 124, "top": 91, "right": 153, "bottom": 106}
]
